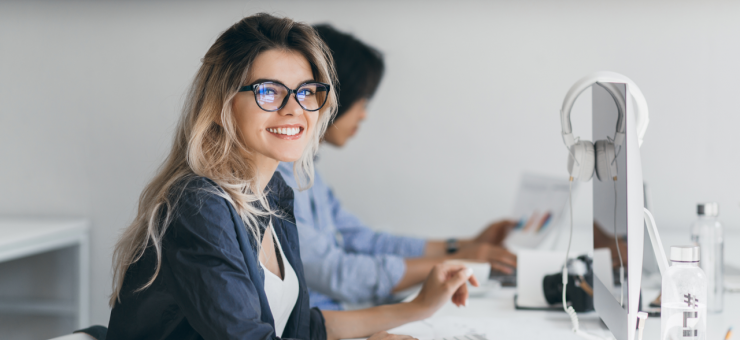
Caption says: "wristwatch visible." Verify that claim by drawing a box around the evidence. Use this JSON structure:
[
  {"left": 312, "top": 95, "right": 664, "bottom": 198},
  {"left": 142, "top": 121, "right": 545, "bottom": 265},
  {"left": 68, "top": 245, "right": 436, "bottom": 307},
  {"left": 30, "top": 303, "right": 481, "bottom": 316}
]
[{"left": 446, "top": 238, "right": 459, "bottom": 254}]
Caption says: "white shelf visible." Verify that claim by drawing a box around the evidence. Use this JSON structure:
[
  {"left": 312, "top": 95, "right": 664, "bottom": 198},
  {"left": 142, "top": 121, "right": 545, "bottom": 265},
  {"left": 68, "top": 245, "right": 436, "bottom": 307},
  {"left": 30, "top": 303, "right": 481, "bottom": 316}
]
[
  {"left": 0, "top": 217, "right": 90, "bottom": 328},
  {"left": 0, "top": 218, "right": 89, "bottom": 263},
  {"left": 0, "top": 298, "right": 77, "bottom": 316}
]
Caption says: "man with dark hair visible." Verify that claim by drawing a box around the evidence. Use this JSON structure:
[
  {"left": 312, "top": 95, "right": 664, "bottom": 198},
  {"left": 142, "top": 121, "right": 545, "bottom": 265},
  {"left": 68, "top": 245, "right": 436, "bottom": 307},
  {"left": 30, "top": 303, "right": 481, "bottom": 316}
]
[{"left": 277, "top": 24, "right": 517, "bottom": 310}]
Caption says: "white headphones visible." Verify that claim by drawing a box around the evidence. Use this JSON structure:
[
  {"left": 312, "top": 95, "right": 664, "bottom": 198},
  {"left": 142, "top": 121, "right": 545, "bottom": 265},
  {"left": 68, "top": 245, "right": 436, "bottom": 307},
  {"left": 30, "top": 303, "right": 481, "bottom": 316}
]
[{"left": 560, "top": 71, "right": 649, "bottom": 182}]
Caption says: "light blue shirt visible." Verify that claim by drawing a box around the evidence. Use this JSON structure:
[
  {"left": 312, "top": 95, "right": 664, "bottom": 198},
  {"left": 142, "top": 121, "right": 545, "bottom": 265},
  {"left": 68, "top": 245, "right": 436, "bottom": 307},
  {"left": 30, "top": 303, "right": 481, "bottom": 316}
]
[{"left": 277, "top": 162, "right": 426, "bottom": 310}]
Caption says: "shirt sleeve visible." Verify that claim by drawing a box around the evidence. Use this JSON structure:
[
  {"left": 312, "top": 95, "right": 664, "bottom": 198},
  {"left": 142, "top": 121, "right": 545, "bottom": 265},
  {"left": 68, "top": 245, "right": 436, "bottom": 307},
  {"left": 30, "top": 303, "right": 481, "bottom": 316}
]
[
  {"left": 292, "top": 181, "right": 414, "bottom": 304},
  {"left": 297, "top": 218, "right": 407, "bottom": 304},
  {"left": 327, "top": 187, "right": 426, "bottom": 258},
  {"left": 309, "top": 308, "right": 327, "bottom": 340},
  {"left": 160, "top": 188, "right": 281, "bottom": 340}
]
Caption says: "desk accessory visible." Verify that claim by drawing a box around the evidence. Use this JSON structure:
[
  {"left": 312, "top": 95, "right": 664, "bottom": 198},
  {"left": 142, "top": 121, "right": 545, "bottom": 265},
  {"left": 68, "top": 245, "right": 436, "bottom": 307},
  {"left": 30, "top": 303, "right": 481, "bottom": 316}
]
[
  {"left": 690, "top": 202, "right": 724, "bottom": 313},
  {"left": 543, "top": 255, "right": 594, "bottom": 312},
  {"left": 660, "top": 246, "right": 707, "bottom": 340}
]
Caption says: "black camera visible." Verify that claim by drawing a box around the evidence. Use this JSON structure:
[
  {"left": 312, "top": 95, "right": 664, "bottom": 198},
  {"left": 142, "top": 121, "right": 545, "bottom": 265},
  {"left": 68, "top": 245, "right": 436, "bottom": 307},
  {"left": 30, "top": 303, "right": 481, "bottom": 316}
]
[{"left": 542, "top": 255, "right": 594, "bottom": 312}]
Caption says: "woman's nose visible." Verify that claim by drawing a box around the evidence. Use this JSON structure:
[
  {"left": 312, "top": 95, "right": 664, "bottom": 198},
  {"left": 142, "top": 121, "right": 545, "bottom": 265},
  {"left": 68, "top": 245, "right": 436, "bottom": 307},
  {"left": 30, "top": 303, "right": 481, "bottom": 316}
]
[{"left": 280, "top": 94, "right": 304, "bottom": 116}]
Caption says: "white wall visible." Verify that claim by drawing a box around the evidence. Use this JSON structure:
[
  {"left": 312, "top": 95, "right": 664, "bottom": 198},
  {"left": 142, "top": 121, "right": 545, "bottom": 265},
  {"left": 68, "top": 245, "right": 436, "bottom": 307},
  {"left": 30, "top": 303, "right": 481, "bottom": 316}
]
[{"left": 1, "top": 0, "right": 739, "bottom": 336}]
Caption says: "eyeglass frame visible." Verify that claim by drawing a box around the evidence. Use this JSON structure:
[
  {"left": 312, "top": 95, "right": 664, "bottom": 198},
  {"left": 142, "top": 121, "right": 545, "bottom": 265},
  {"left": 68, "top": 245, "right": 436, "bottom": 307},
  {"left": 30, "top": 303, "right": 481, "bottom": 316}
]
[{"left": 238, "top": 81, "right": 331, "bottom": 112}]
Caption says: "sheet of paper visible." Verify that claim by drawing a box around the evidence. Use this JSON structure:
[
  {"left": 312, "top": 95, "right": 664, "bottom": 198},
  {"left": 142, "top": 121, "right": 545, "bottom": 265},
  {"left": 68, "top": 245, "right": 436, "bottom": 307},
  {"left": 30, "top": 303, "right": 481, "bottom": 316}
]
[
  {"left": 504, "top": 173, "right": 575, "bottom": 250},
  {"left": 385, "top": 315, "right": 609, "bottom": 340}
]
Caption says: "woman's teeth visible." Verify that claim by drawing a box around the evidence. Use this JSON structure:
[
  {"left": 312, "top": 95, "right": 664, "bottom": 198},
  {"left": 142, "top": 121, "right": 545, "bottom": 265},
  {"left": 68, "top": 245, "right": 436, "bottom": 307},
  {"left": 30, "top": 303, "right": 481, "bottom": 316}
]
[{"left": 268, "top": 127, "right": 301, "bottom": 136}]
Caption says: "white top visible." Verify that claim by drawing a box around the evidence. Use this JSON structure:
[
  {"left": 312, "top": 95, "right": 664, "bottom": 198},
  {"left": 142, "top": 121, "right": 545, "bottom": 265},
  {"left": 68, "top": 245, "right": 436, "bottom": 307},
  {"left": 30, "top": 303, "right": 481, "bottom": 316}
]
[{"left": 260, "top": 225, "right": 299, "bottom": 338}]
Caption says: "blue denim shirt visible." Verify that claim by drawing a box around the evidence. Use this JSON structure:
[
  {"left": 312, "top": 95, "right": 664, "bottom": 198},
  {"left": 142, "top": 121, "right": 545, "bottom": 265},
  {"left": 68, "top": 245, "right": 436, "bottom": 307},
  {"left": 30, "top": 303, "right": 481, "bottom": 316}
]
[
  {"left": 108, "top": 174, "right": 326, "bottom": 340},
  {"left": 277, "top": 162, "right": 426, "bottom": 310}
]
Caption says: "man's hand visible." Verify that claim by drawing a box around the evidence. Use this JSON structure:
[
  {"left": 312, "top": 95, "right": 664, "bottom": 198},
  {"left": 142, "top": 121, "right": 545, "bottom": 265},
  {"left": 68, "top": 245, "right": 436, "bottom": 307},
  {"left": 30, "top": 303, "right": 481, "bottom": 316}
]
[
  {"left": 450, "top": 243, "right": 517, "bottom": 274},
  {"left": 474, "top": 219, "right": 517, "bottom": 246},
  {"left": 594, "top": 222, "right": 629, "bottom": 269},
  {"left": 609, "top": 239, "right": 628, "bottom": 269}
]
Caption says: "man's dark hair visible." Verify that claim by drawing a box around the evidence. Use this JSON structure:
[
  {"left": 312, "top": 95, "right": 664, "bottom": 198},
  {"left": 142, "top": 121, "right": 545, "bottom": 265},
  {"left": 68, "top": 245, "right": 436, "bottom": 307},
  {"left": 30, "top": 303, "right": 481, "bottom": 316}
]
[{"left": 313, "top": 24, "right": 384, "bottom": 122}]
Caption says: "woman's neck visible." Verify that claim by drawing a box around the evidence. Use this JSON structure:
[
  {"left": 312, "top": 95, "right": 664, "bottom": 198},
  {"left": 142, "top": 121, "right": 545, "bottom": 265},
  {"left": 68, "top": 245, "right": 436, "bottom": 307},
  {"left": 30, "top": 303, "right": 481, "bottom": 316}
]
[{"left": 252, "top": 153, "right": 280, "bottom": 193}]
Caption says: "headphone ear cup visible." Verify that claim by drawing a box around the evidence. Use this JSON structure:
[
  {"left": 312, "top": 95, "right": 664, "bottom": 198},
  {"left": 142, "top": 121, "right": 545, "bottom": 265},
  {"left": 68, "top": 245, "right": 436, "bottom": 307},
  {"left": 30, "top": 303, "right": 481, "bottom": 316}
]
[
  {"left": 567, "top": 141, "right": 595, "bottom": 182},
  {"left": 595, "top": 140, "right": 617, "bottom": 181}
]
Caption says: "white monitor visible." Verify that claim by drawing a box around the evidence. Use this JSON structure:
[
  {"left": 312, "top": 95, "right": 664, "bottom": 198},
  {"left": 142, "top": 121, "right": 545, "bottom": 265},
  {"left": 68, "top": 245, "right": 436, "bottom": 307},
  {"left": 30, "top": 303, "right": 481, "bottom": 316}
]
[{"left": 591, "top": 82, "right": 645, "bottom": 340}]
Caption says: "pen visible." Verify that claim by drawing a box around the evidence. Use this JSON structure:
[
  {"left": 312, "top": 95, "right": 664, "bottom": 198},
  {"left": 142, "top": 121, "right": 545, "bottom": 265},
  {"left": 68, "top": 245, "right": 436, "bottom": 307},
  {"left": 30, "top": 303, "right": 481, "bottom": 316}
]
[{"left": 725, "top": 327, "right": 733, "bottom": 340}]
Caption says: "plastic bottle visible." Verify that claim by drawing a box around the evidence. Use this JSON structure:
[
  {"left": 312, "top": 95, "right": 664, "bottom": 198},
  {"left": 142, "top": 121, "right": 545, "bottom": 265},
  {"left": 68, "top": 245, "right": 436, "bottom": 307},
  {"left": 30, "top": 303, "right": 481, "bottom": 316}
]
[
  {"left": 661, "top": 246, "right": 707, "bottom": 340},
  {"left": 690, "top": 202, "right": 724, "bottom": 313}
]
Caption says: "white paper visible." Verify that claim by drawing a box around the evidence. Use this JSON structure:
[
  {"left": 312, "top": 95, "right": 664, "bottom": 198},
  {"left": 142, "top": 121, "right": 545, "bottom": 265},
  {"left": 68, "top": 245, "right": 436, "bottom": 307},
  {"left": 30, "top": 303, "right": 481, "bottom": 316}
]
[
  {"left": 386, "top": 315, "right": 608, "bottom": 340},
  {"left": 504, "top": 173, "right": 574, "bottom": 250}
]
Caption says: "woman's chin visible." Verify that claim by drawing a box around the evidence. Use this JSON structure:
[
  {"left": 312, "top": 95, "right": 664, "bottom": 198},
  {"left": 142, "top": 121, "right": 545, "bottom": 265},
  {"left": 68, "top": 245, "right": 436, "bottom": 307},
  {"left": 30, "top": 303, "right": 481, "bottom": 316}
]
[{"left": 270, "top": 152, "right": 303, "bottom": 164}]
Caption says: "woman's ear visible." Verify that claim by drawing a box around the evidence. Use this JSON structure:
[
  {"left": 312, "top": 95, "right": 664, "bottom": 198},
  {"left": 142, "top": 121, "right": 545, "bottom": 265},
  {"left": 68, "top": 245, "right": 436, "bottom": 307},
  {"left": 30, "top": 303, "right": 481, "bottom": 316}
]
[{"left": 214, "top": 100, "right": 233, "bottom": 127}]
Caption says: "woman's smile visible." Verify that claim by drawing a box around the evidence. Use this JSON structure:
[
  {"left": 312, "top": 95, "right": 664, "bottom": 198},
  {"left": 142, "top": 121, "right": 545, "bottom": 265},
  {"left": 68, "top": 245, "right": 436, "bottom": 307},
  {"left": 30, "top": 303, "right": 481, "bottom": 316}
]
[{"left": 267, "top": 124, "right": 305, "bottom": 140}]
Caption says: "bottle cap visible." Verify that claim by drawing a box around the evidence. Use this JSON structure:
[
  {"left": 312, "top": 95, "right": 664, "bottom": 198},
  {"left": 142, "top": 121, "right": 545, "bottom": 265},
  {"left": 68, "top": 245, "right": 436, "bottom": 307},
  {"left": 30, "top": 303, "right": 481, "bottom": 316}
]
[
  {"left": 670, "top": 245, "right": 700, "bottom": 262},
  {"left": 697, "top": 202, "right": 719, "bottom": 217}
]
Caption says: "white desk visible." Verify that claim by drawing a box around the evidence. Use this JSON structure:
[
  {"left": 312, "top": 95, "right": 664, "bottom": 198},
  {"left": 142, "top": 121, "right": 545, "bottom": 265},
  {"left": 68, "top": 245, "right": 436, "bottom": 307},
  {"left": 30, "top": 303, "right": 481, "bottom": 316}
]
[
  {"left": 0, "top": 218, "right": 90, "bottom": 329},
  {"left": 388, "top": 229, "right": 740, "bottom": 340},
  {"left": 389, "top": 286, "right": 738, "bottom": 340}
]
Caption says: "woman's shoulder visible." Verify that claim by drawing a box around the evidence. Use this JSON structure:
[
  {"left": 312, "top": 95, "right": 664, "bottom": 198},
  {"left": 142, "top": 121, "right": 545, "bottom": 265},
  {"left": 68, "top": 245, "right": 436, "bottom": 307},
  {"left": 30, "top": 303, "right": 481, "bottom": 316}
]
[
  {"left": 176, "top": 175, "right": 221, "bottom": 194},
  {"left": 266, "top": 171, "right": 296, "bottom": 220},
  {"left": 167, "top": 176, "right": 236, "bottom": 220},
  {"left": 161, "top": 176, "right": 249, "bottom": 250}
]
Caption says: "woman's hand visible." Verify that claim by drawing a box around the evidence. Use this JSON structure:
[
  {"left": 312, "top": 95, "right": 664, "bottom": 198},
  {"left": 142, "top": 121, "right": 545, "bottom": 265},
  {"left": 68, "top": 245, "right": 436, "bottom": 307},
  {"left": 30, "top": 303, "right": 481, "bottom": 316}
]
[
  {"left": 323, "top": 265, "right": 476, "bottom": 340},
  {"left": 411, "top": 263, "right": 479, "bottom": 319},
  {"left": 367, "top": 331, "right": 418, "bottom": 340}
]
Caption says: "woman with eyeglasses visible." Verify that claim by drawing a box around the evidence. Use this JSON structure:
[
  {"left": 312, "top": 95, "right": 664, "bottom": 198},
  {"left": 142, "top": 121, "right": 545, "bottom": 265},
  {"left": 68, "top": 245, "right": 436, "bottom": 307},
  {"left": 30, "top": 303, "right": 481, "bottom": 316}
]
[{"left": 106, "top": 13, "right": 476, "bottom": 340}]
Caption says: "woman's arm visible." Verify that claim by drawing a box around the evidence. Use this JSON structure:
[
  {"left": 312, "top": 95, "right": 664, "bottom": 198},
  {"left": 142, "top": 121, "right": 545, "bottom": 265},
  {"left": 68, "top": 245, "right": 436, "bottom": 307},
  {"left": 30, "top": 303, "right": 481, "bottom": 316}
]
[
  {"left": 323, "top": 303, "right": 425, "bottom": 340},
  {"left": 323, "top": 263, "right": 477, "bottom": 340}
]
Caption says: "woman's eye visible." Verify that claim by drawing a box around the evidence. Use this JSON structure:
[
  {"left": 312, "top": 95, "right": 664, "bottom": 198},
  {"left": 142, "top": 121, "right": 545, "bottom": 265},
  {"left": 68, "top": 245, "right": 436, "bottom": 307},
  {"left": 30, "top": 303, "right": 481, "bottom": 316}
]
[
  {"left": 297, "top": 89, "right": 314, "bottom": 96},
  {"left": 262, "top": 88, "right": 278, "bottom": 95}
]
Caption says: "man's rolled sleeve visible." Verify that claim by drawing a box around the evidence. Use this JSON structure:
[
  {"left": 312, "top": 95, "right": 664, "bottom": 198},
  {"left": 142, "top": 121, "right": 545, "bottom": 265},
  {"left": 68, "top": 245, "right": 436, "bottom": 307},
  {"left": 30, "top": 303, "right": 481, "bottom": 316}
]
[{"left": 297, "top": 216, "right": 408, "bottom": 304}]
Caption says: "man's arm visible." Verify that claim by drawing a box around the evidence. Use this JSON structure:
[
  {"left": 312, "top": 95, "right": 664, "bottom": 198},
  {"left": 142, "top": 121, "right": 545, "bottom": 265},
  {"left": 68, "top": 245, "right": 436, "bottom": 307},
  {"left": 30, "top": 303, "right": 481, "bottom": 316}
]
[
  {"left": 311, "top": 170, "right": 517, "bottom": 296},
  {"left": 421, "top": 220, "right": 516, "bottom": 257},
  {"left": 328, "top": 187, "right": 518, "bottom": 293},
  {"left": 393, "top": 242, "right": 517, "bottom": 292},
  {"left": 594, "top": 222, "right": 628, "bottom": 268},
  {"left": 422, "top": 240, "right": 473, "bottom": 257},
  {"left": 328, "top": 188, "right": 426, "bottom": 258},
  {"left": 297, "top": 219, "right": 409, "bottom": 303}
]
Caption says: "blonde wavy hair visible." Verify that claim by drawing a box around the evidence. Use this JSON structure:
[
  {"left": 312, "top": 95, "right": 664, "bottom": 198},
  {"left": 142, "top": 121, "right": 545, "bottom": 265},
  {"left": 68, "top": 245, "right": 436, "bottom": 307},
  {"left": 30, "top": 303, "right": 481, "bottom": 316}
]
[{"left": 110, "top": 13, "right": 337, "bottom": 306}]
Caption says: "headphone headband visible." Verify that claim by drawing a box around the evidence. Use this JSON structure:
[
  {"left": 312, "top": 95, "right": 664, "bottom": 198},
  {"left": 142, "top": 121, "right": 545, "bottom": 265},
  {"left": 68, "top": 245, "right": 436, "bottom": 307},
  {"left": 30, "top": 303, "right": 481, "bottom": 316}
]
[{"left": 560, "top": 71, "right": 649, "bottom": 148}]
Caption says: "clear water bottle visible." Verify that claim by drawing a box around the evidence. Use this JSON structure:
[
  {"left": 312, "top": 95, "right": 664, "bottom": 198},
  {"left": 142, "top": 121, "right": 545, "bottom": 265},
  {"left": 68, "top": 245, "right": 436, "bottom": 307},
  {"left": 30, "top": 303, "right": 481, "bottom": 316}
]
[
  {"left": 661, "top": 246, "right": 707, "bottom": 340},
  {"left": 690, "top": 202, "right": 724, "bottom": 313}
]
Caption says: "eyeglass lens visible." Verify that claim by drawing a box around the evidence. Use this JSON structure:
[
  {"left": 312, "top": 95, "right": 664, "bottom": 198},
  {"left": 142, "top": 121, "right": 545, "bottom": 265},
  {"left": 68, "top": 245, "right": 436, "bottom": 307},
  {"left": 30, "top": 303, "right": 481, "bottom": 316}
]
[{"left": 255, "top": 82, "right": 328, "bottom": 111}]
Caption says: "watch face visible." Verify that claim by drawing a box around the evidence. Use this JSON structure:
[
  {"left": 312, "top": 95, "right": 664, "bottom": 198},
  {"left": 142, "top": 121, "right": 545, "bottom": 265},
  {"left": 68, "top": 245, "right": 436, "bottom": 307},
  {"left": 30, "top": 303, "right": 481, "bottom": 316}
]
[{"left": 447, "top": 239, "right": 458, "bottom": 253}]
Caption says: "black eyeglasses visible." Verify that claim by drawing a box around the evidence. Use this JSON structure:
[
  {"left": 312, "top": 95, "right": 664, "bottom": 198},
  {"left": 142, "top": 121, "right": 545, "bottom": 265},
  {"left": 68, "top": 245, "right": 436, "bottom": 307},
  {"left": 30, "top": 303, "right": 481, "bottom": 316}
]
[{"left": 239, "top": 81, "right": 330, "bottom": 112}]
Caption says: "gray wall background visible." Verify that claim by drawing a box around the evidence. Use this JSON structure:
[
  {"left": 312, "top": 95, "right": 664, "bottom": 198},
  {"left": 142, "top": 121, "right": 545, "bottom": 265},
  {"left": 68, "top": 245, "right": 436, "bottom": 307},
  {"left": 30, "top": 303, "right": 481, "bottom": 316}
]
[{"left": 1, "top": 0, "right": 739, "bottom": 337}]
